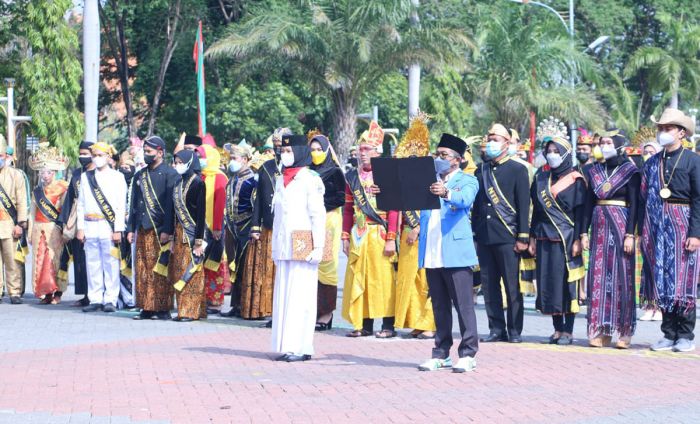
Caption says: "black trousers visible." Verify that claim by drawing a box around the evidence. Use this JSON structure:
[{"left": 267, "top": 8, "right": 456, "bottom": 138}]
[
  {"left": 477, "top": 243, "right": 524, "bottom": 337},
  {"left": 661, "top": 306, "right": 696, "bottom": 341},
  {"left": 425, "top": 267, "right": 478, "bottom": 359},
  {"left": 71, "top": 238, "right": 89, "bottom": 296},
  {"left": 362, "top": 317, "right": 395, "bottom": 332},
  {"left": 552, "top": 313, "right": 576, "bottom": 334}
]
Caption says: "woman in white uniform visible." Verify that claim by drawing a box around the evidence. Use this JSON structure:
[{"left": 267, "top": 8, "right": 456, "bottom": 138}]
[{"left": 271, "top": 134, "right": 326, "bottom": 362}]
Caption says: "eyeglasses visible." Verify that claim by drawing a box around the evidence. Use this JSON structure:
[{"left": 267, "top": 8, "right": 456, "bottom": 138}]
[{"left": 434, "top": 151, "right": 455, "bottom": 159}]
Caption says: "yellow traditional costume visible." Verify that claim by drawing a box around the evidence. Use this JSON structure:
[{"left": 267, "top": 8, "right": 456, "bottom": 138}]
[{"left": 341, "top": 121, "right": 399, "bottom": 337}]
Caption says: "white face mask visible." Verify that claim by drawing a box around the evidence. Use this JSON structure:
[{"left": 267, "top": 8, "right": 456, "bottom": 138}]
[
  {"left": 281, "top": 152, "right": 295, "bottom": 168},
  {"left": 657, "top": 131, "right": 676, "bottom": 146},
  {"left": 533, "top": 152, "right": 547, "bottom": 168},
  {"left": 93, "top": 156, "right": 107, "bottom": 169},
  {"left": 601, "top": 144, "right": 617, "bottom": 160},
  {"left": 507, "top": 144, "right": 518, "bottom": 157},
  {"left": 546, "top": 153, "right": 563, "bottom": 169},
  {"left": 174, "top": 163, "right": 189, "bottom": 175}
]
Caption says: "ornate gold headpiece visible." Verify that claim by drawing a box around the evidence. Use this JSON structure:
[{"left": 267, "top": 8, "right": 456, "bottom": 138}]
[
  {"left": 536, "top": 116, "right": 569, "bottom": 143},
  {"left": 29, "top": 142, "right": 68, "bottom": 171},
  {"left": 394, "top": 112, "right": 430, "bottom": 158}
]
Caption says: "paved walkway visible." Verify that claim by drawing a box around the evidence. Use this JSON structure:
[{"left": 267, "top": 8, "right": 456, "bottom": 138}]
[{"left": 1, "top": 286, "right": 698, "bottom": 424}]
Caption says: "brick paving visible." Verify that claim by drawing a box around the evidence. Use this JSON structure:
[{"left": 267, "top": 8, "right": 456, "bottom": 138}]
[{"left": 1, "top": 254, "right": 698, "bottom": 423}]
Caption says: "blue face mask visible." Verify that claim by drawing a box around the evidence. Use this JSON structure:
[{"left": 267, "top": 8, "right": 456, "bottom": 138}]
[
  {"left": 485, "top": 141, "right": 504, "bottom": 160},
  {"left": 434, "top": 157, "right": 452, "bottom": 175},
  {"left": 228, "top": 160, "right": 242, "bottom": 174},
  {"left": 0, "top": 158, "right": 5, "bottom": 168},
  {"left": 199, "top": 158, "right": 208, "bottom": 169}
]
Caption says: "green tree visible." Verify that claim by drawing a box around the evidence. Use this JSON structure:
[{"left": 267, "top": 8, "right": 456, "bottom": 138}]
[
  {"left": 21, "top": 0, "right": 83, "bottom": 158},
  {"left": 420, "top": 67, "right": 473, "bottom": 147},
  {"left": 624, "top": 13, "right": 700, "bottom": 109},
  {"left": 206, "top": 0, "right": 474, "bottom": 159}
]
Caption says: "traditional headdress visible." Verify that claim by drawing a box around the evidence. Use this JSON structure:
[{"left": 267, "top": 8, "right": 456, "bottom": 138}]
[
  {"left": 224, "top": 139, "right": 253, "bottom": 159},
  {"left": 249, "top": 150, "right": 275, "bottom": 171},
  {"left": 273, "top": 127, "right": 293, "bottom": 142},
  {"left": 357, "top": 120, "right": 385, "bottom": 153},
  {"left": 91, "top": 142, "right": 117, "bottom": 156},
  {"left": 394, "top": 113, "right": 430, "bottom": 158},
  {"left": 438, "top": 133, "right": 467, "bottom": 157},
  {"left": 488, "top": 123, "right": 511, "bottom": 140},
  {"left": 306, "top": 128, "right": 323, "bottom": 142},
  {"left": 578, "top": 128, "right": 594, "bottom": 146},
  {"left": 29, "top": 142, "right": 69, "bottom": 171},
  {"left": 536, "top": 116, "right": 569, "bottom": 144}
]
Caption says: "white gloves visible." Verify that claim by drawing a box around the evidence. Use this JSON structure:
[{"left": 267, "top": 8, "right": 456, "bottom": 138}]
[{"left": 305, "top": 248, "right": 324, "bottom": 265}]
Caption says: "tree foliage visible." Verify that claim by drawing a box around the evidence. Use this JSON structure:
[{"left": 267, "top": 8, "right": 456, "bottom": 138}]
[{"left": 20, "top": 0, "right": 83, "bottom": 158}]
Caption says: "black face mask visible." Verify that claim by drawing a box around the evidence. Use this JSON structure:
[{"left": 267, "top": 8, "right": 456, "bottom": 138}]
[
  {"left": 576, "top": 152, "right": 590, "bottom": 163},
  {"left": 144, "top": 154, "right": 156, "bottom": 165},
  {"left": 120, "top": 166, "right": 134, "bottom": 180},
  {"left": 79, "top": 156, "right": 92, "bottom": 168},
  {"left": 274, "top": 146, "right": 282, "bottom": 161},
  {"left": 348, "top": 157, "right": 358, "bottom": 167}
]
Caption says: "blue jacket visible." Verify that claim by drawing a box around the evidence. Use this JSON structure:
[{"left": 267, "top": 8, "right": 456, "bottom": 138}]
[{"left": 418, "top": 170, "right": 479, "bottom": 269}]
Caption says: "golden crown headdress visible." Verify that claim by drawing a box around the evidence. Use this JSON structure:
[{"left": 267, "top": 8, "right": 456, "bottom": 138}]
[
  {"left": 536, "top": 116, "right": 569, "bottom": 143},
  {"left": 394, "top": 112, "right": 430, "bottom": 158},
  {"left": 249, "top": 150, "right": 275, "bottom": 171},
  {"left": 632, "top": 127, "right": 656, "bottom": 148},
  {"left": 29, "top": 142, "right": 68, "bottom": 171}
]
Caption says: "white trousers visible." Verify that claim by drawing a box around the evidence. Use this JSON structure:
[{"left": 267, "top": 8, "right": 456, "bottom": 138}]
[
  {"left": 86, "top": 238, "right": 120, "bottom": 306},
  {"left": 271, "top": 260, "right": 319, "bottom": 356}
]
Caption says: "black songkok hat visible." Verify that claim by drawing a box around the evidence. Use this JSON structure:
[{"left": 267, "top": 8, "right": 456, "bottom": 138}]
[
  {"left": 437, "top": 133, "right": 467, "bottom": 157},
  {"left": 184, "top": 135, "right": 202, "bottom": 146},
  {"left": 144, "top": 136, "right": 166, "bottom": 151},
  {"left": 79, "top": 140, "right": 94, "bottom": 150},
  {"left": 281, "top": 135, "right": 308, "bottom": 147}
]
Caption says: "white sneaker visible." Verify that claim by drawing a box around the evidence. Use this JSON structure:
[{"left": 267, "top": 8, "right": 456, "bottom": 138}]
[
  {"left": 452, "top": 356, "right": 477, "bottom": 373},
  {"left": 418, "top": 357, "right": 452, "bottom": 371},
  {"left": 672, "top": 338, "right": 696, "bottom": 353},
  {"left": 650, "top": 337, "right": 675, "bottom": 351},
  {"left": 651, "top": 310, "right": 663, "bottom": 321},
  {"left": 639, "top": 309, "right": 654, "bottom": 321}
]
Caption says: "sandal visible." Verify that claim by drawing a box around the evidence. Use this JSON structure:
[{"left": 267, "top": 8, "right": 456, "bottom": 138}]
[
  {"left": 39, "top": 295, "right": 53, "bottom": 305},
  {"left": 375, "top": 329, "right": 397, "bottom": 339},
  {"left": 51, "top": 295, "right": 61, "bottom": 305},
  {"left": 346, "top": 329, "right": 373, "bottom": 338},
  {"left": 417, "top": 332, "right": 435, "bottom": 340}
]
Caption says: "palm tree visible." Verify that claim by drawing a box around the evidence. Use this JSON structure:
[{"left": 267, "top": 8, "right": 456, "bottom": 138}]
[
  {"left": 206, "top": 0, "right": 474, "bottom": 159},
  {"left": 466, "top": 6, "right": 607, "bottom": 132},
  {"left": 600, "top": 71, "right": 643, "bottom": 135},
  {"left": 624, "top": 13, "right": 700, "bottom": 109}
]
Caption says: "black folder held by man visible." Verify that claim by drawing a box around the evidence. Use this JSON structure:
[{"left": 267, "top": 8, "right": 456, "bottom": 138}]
[{"left": 371, "top": 156, "right": 441, "bottom": 211}]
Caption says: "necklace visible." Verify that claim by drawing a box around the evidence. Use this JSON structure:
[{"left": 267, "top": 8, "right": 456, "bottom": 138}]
[
  {"left": 601, "top": 164, "right": 620, "bottom": 194},
  {"left": 660, "top": 148, "right": 684, "bottom": 199}
]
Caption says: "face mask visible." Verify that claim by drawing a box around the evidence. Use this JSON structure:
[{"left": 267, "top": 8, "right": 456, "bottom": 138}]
[
  {"left": 93, "top": 156, "right": 107, "bottom": 169},
  {"left": 144, "top": 154, "right": 156, "bottom": 165},
  {"left": 79, "top": 156, "right": 92, "bottom": 168},
  {"left": 311, "top": 151, "right": 327, "bottom": 166},
  {"left": 592, "top": 146, "right": 605, "bottom": 163},
  {"left": 120, "top": 167, "right": 134, "bottom": 179},
  {"left": 175, "top": 163, "right": 189, "bottom": 175},
  {"left": 348, "top": 157, "right": 358, "bottom": 167},
  {"left": 434, "top": 157, "right": 452, "bottom": 175},
  {"left": 485, "top": 141, "right": 504, "bottom": 160},
  {"left": 507, "top": 144, "right": 517, "bottom": 157},
  {"left": 274, "top": 146, "right": 282, "bottom": 160},
  {"left": 546, "top": 153, "right": 563, "bottom": 169},
  {"left": 281, "top": 152, "right": 295, "bottom": 168},
  {"left": 199, "top": 158, "right": 208, "bottom": 169},
  {"left": 576, "top": 152, "right": 590, "bottom": 163},
  {"left": 601, "top": 144, "right": 617, "bottom": 160},
  {"left": 657, "top": 131, "right": 675, "bottom": 146},
  {"left": 228, "top": 160, "right": 242, "bottom": 174}
]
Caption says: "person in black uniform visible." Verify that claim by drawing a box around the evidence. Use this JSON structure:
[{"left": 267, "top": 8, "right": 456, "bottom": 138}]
[
  {"left": 528, "top": 133, "right": 587, "bottom": 346},
  {"left": 641, "top": 108, "right": 700, "bottom": 353},
  {"left": 127, "top": 136, "right": 180, "bottom": 320},
  {"left": 60, "top": 141, "right": 95, "bottom": 307},
  {"left": 473, "top": 124, "right": 530, "bottom": 343},
  {"left": 250, "top": 128, "right": 292, "bottom": 327}
]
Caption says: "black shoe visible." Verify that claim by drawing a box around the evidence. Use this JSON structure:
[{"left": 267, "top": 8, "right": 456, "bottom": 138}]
[
  {"left": 285, "top": 354, "right": 311, "bottom": 362},
  {"left": 10, "top": 296, "right": 22, "bottom": 305},
  {"left": 274, "top": 353, "right": 290, "bottom": 362},
  {"left": 206, "top": 308, "right": 221, "bottom": 315},
  {"left": 219, "top": 309, "right": 238, "bottom": 318},
  {"left": 177, "top": 317, "right": 194, "bottom": 322},
  {"left": 82, "top": 303, "right": 103, "bottom": 312},
  {"left": 133, "top": 311, "right": 154, "bottom": 320},
  {"left": 315, "top": 315, "right": 333, "bottom": 332},
  {"left": 480, "top": 333, "right": 507, "bottom": 342},
  {"left": 156, "top": 311, "right": 171, "bottom": 320},
  {"left": 265, "top": 320, "right": 273, "bottom": 328},
  {"left": 103, "top": 304, "right": 116, "bottom": 313},
  {"left": 508, "top": 334, "right": 523, "bottom": 343}
]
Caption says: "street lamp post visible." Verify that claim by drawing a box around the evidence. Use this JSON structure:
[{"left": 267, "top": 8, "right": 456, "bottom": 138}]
[{"left": 0, "top": 78, "right": 32, "bottom": 151}]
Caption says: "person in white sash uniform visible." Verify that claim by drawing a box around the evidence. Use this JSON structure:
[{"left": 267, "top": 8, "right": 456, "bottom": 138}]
[{"left": 270, "top": 134, "right": 326, "bottom": 362}]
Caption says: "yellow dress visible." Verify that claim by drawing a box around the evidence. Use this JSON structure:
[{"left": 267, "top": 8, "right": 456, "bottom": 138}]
[
  {"left": 341, "top": 173, "right": 397, "bottom": 330},
  {"left": 318, "top": 208, "right": 342, "bottom": 285},
  {"left": 394, "top": 226, "right": 435, "bottom": 331}
]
